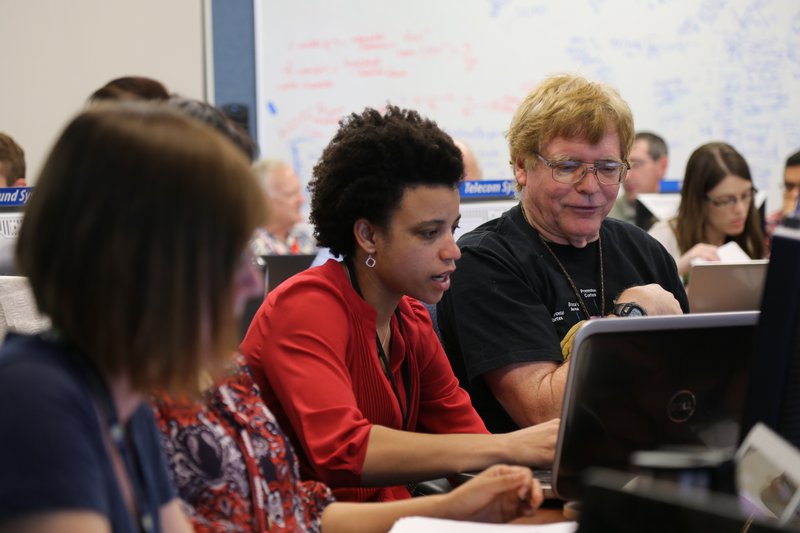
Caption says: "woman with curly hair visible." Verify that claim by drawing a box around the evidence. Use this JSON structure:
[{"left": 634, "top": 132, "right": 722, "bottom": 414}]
[{"left": 240, "top": 105, "right": 558, "bottom": 504}]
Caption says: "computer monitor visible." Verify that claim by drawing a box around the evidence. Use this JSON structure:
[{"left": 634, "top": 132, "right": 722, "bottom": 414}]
[
  {"left": 456, "top": 179, "right": 517, "bottom": 240},
  {"left": 740, "top": 225, "right": 800, "bottom": 447}
]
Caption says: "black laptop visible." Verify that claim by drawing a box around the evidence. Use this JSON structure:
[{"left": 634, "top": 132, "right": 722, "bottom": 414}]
[{"left": 552, "top": 311, "right": 759, "bottom": 500}]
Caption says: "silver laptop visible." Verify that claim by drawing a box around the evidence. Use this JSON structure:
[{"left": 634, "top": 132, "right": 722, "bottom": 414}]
[
  {"left": 688, "top": 260, "right": 769, "bottom": 313},
  {"left": 551, "top": 311, "right": 759, "bottom": 500}
]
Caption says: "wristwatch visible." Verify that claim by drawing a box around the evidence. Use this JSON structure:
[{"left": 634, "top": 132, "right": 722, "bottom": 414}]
[{"left": 611, "top": 302, "right": 647, "bottom": 317}]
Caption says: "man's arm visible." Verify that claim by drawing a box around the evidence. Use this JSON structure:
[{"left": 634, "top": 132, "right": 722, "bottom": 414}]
[
  {"left": 483, "top": 360, "right": 569, "bottom": 427},
  {"left": 482, "top": 283, "right": 682, "bottom": 428}
]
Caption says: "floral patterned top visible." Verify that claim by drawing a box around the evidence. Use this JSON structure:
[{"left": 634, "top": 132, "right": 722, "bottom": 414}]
[{"left": 152, "top": 357, "right": 334, "bottom": 532}]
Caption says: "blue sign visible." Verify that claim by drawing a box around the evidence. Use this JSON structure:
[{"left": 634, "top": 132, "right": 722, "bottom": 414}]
[
  {"left": 659, "top": 180, "right": 681, "bottom": 193},
  {"left": 0, "top": 187, "right": 33, "bottom": 207},
  {"left": 459, "top": 179, "right": 516, "bottom": 199}
]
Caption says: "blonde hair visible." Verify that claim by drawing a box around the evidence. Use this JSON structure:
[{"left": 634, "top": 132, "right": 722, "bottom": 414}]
[{"left": 508, "top": 74, "right": 634, "bottom": 173}]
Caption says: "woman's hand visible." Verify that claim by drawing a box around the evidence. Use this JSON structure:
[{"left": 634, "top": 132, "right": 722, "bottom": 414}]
[
  {"left": 503, "top": 418, "right": 560, "bottom": 467},
  {"left": 441, "top": 465, "right": 544, "bottom": 523},
  {"left": 676, "top": 243, "right": 720, "bottom": 277}
]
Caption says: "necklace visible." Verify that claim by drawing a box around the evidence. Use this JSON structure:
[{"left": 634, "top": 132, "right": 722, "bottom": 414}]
[
  {"left": 521, "top": 206, "right": 605, "bottom": 319},
  {"left": 378, "top": 323, "right": 391, "bottom": 353}
]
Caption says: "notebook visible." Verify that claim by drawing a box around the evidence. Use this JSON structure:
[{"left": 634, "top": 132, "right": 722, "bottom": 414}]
[
  {"left": 688, "top": 260, "right": 769, "bottom": 313},
  {"left": 551, "top": 311, "right": 759, "bottom": 501}
]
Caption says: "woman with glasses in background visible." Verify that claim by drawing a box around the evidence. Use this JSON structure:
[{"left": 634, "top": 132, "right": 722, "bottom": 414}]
[{"left": 649, "top": 142, "right": 765, "bottom": 279}]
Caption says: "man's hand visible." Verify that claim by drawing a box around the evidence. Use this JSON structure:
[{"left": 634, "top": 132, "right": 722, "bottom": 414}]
[{"left": 615, "top": 284, "right": 682, "bottom": 316}]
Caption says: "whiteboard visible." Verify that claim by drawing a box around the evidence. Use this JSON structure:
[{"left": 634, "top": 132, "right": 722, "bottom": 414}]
[{"left": 255, "top": 0, "right": 800, "bottom": 212}]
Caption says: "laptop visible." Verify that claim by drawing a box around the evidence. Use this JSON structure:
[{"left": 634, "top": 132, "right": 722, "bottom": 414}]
[
  {"left": 240, "top": 254, "right": 317, "bottom": 340},
  {"left": 688, "top": 260, "right": 769, "bottom": 313},
  {"left": 259, "top": 253, "right": 316, "bottom": 293},
  {"left": 551, "top": 311, "right": 759, "bottom": 501}
]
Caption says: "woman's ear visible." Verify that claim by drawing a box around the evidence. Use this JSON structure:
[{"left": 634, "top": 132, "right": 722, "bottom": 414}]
[{"left": 353, "top": 218, "right": 377, "bottom": 255}]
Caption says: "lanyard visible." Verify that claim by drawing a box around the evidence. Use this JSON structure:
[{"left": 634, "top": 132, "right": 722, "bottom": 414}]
[
  {"left": 58, "top": 336, "right": 154, "bottom": 533},
  {"left": 344, "top": 258, "right": 412, "bottom": 431}
]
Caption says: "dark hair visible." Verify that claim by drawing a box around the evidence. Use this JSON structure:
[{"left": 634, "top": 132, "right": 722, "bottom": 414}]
[
  {"left": 0, "top": 132, "right": 25, "bottom": 185},
  {"left": 786, "top": 149, "right": 800, "bottom": 168},
  {"left": 635, "top": 131, "right": 668, "bottom": 160},
  {"left": 17, "top": 103, "right": 266, "bottom": 393},
  {"left": 89, "top": 76, "right": 170, "bottom": 102},
  {"left": 675, "top": 142, "right": 764, "bottom": 259},
  {"left": 167, "top": 96, "right": 258, "bottom": 161},
  {"left": 309, "top": 105, "right": 463, "bottom": 258}
]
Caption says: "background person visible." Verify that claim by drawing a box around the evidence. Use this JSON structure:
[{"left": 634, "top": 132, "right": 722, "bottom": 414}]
[
  {"left": 648, "top": 142, "right": 765, "bottom": 278},
  {"left": 0, "top": 131, "right": 27, "bottom": 273},
  {"left": 250, "top": 158, "right": 316, "bottom": 255},
  {"left": 166, "top": 96, "right": 258, "bottom": 162},
  {"left": 240, "top": 105, "right": 558, "bottom": 503},
  {"left": 0, "top": 132, "right": 26, "bottom": 187},
  {"left": 438, "top": 74, "right": 687, "bottom": 433},
  {"left": 454, "top": 139, "right": 483, "bottom": 181},
  {"left": 89, "top": 75, "right": 170, "bottom": 102},
  {"left": 608, "top": 131, "right": 668, "bottom": 229},
  {"left": 765, "top": 149, "right": 800, "bottom": 247},
  {"left": 0, "top": 103, "right": 266, "bottom": 532}
]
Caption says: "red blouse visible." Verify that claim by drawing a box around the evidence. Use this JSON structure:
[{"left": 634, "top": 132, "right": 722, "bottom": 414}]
[{"left": 241, "top": 260, "right": 488, "bottom": 502}]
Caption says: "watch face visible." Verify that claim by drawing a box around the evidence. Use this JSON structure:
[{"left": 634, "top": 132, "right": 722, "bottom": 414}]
[
  {"left": 626, "top": 306, "right": 645, "bottom": 317},
  {"left": 616, "top": 303, "right": 646, "bottom": 317}
]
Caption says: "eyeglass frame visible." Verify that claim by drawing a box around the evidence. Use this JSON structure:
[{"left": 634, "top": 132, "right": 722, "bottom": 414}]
[
  {"left": 705, "top": 186, "right": 757, "bottom": 209},
  {"left": 532, "top": 151, "right": 630, "bottom": 185}
]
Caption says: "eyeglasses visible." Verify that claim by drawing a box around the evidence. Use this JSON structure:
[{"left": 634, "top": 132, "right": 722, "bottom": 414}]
[
  {"left": 785, "top": 182, "right": 799, "bottom": 193},
  {"left": 533, "top": 151, "right": 629, "bottom": 185},
  {"left": 705, "top": 187, "right": 756, "bottom": 209}
]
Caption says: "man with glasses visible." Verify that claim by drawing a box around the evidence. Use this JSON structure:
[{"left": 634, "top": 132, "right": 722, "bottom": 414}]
[
  {"left": 608, "top": 131, "right": 669, "bottom": 229},
  {"left": 438, "top": 74, "right": 688, "bottom": 432},
  {"left": 766, "top": 150, "right": 800, "bottom": 247}
]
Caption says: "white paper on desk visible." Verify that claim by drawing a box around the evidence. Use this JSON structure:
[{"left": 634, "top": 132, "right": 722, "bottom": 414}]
[
  {"left": 715, "top": 241, "right": 752, "bottom": 262},
  {"left": 689, "top": 241, "right": 752, "bottom": 266},
  {"left": 388, "top": 517, "right": 577, "bottom": 533}
]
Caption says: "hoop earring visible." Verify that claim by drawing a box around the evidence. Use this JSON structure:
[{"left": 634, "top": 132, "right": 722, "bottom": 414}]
[{"left": 365, "top": 254, "right": 376, "bottom": 268}]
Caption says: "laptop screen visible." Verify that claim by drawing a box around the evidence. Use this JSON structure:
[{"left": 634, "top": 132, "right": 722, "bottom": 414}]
[
  {"left": 553, "top": 312, "right": 759, "bottom": 500},
  {"left": 740, "top": 226, "right": 800, "bottom": 448}
]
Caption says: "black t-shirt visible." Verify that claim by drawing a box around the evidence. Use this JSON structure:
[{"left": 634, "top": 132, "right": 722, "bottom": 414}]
[{"left": 438, "top": 204, "right": 689, "bottom": 433}]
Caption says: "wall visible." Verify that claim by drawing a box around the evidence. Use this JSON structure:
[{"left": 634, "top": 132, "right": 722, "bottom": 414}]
[
  {"left": 0, "top": 0, "right": 207, "bottom": 183},
  {"left": 255, "top": 0, "right": 800, "bottom": 211}
]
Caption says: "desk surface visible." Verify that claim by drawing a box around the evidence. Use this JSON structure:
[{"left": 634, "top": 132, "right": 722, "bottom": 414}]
[
  {"left": 513, "top": 500, "right": 576, "bottom": 525},
  {"left": 513, "top": 507, "right": 569, "bottom": 524}
]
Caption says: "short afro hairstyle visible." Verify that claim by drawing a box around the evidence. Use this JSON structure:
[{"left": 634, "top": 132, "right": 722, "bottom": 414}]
[{"left": 309, "top": 105, "right": 464, "bottom": 258}]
